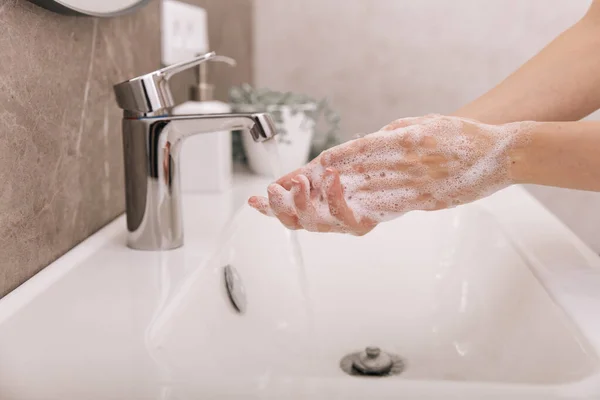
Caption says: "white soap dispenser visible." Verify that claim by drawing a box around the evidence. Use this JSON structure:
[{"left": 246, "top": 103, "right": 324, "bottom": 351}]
[{"left": 172, "top": 56, "right": 237, "bottom": 193}]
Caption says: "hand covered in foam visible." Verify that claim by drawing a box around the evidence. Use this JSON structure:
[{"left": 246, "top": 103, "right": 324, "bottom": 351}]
[{"left": 248, "top": 114, "right": 532, "bottom": 235}]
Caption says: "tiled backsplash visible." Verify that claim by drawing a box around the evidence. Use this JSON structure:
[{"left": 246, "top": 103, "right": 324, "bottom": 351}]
[
  {"left": 0, "top": 0, "right": 161, "bottom": 298},
  {"left": 0, "top": 0, "right": 253, "bottom": 297}
]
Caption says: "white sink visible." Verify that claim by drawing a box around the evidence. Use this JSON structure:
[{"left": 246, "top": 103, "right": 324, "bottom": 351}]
[{"left": 1, "top": 173, "right": 600, "bottom": 399}]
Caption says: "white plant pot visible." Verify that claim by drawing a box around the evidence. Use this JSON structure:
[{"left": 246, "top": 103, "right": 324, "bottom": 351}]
[{"left": 237, "top": 104, "right": 317, "bottom": 177}]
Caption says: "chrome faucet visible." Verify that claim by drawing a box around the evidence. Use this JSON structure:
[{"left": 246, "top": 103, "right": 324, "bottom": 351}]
[{"left": 113, "top": 52, "right": 277, "bottom": 251}]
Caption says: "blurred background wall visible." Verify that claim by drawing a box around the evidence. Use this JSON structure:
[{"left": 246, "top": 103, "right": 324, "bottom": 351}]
[{"left": 254, "top": 0, "right": 600, "bottom": 251}]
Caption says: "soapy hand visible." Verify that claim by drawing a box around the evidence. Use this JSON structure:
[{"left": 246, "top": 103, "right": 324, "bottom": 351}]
[{"left": 248, "top": 114, "right": 531, "bottom": 235}]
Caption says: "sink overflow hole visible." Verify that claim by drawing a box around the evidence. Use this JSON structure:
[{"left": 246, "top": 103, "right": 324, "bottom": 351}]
[{"left": 223, "top": 265, "right": 247, "bottom": 314}]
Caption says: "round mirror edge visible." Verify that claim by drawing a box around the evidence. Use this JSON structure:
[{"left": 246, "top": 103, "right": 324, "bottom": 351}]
[{"left": 28, "top": 0, "right": 152, "bottom": 17}]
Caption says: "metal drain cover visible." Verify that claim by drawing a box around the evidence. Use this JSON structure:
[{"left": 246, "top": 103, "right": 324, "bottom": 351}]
[{"left": 340, "top": 347, "right": 404, "bottom": 377}]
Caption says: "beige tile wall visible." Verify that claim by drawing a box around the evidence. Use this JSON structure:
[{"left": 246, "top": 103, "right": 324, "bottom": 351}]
[
  {"left": 0, "top": 0, "right": 161, "bottom": 298},
  {"left": 0, "top": 0, "right": 253, "bottom": 297},
  {"left": 254, "top": 0, "right": 600, "bottom": 252}
]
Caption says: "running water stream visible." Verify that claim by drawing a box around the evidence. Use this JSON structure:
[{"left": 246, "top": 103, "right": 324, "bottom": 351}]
[
  {"left": 260, "top": 139, "right": 317, "bottom": 371},
  {"left": 260, "top": 139, "right": 312, "bottom": 306}
]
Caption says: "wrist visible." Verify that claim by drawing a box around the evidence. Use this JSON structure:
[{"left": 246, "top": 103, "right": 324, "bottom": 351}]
[{"left": 507, "top": 121, "right": 543, "bottom": 185}]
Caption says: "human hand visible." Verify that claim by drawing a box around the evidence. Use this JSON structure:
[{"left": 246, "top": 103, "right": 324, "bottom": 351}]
[{"left": 248, "top": 114, "right": 532, "bottom": 235}]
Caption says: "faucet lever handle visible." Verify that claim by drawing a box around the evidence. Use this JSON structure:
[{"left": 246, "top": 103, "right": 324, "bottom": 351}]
[
  {"left": 113, "top": 51, "right": 231, "bottom": 116},
  {"left": 161, "top": 53, "right": 236, "bottom": 79},
  {"left": 159, "top": 51, "right": 217, "bottom": 80}
]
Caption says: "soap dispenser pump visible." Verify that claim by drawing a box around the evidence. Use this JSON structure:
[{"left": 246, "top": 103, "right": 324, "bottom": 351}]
[
  {"left": 190, "top": 55, "right": 237, "bottom": 102},
  {"left": 172, "top": 56, "right": 237, "bottom": 193}
]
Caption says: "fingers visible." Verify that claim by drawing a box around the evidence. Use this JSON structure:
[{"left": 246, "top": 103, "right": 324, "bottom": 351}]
[
  {"left": 276, "top": 167, "right": 304, "bottom": 190},
  {"left": 267, "top": 184, "right": 301, "bottom": 230},
  {"left": 324, "top": 168, "right": 360, "bottom": 229},
  {"left": 248, "top": 196, "right": 272, "bottom": 216},
  {"left": 292, "top": 174, "right": 338, "bottom": 233},
  {"left": 353, "top": 218, "right": 378, "bottom": 236},
  {"left": 252, "top": 170, "right": 378, "bottom": 236},
  {"left": 248, "top": 186, "right": 306, "bottom": 231},
  {"left": 275, "top": 153, "right": 323, "bottom": 190},
  {"left": 291, "top": 176, "right": 309, "bottom": 211},
  {"left": 316, "top": 223, "right": 332, "bottom": 233},
  {"left": 291, "top": 175, "right": 319, "bottom": 227}
]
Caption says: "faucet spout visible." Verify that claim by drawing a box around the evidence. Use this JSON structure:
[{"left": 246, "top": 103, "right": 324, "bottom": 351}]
[
  {"left": 162, "top": 113, "right": 277, "bottom": 144},
  {"left": 121, "top": 112, "right": 277, "bottom": 250}
]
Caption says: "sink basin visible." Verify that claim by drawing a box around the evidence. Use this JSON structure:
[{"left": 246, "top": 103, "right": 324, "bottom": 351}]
[
  {"left": 1, "top": 174, "right": 600, "bottom": 399},
  {"left": 147, "top": 204, "right": 600, "bottom": 398}
]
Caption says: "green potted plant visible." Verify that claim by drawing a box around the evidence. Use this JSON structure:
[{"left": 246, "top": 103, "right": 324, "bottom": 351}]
[{"left": 230, "top": 84, "right": 341, "bottom": 176}]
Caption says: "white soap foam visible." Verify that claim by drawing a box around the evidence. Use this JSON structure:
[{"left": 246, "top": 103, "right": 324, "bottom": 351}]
[{"left": 269, "top": 115, "right": 534, "bottom": 231}]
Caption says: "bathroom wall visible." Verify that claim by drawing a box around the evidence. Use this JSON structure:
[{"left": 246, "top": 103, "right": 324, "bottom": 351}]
[
  {"left": 0, "top": 0, "right": 253, "bottom": 297},
  {"left": 254, "top": 0, "right": 600, "bottom": 252},
  {"left": 0, "top": 0, "right": 160, "bottom": 298}
]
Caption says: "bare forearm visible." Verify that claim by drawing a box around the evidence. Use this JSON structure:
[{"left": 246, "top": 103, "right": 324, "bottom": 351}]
[
  {"left": 511, "top": 121, "right": 600, "bottom": 191},
  {"left": 455, "top": 3, "right": 600, "bottom": 124}
]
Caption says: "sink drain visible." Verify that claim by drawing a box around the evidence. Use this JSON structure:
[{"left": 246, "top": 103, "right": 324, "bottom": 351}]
[{"left": 340, "top": 347, "right": 404, "bottom": 377}]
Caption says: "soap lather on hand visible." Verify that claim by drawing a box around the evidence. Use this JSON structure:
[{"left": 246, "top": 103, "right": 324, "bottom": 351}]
[{"left": 248, "top": 114, "right": 533, "bottom": 236}]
